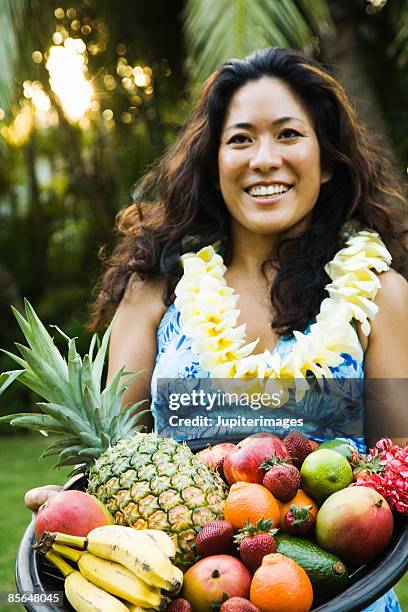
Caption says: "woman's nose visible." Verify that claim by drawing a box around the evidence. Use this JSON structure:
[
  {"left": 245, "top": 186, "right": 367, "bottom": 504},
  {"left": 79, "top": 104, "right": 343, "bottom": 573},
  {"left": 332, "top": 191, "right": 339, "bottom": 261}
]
[{"left": 249, "top": 139, "right": 283, "bottom": 172}]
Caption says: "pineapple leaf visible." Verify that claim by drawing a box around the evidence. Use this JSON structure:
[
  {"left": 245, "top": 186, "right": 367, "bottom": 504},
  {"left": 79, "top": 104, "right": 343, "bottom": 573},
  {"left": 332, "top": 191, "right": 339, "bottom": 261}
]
[
  {"left": 67, "top": 338, "right": 86, "bottom": 415},
  {"left": 78, "top": 431, "right": 102, "bottom": 449},
  {"left": 108, "top": 414, "right": 120, "bottom": 441},
  {"left": 116, "top": 372, "right": 140, "bottom": 397},
  {"left": 82, "top": 385, "right": 99, "bottom": 427},
  {"left": 88, "top": 333, "right": 100, "bottom": 363},
  {"left": 101, "top": 366, "right": 129, "bottom": 422},
  {"left": 6, "top": 414, "right": 67, "bottom": 433},
  {"left": 119, "top": 405, "right": 150, "bottom": 436},
  {"left": 14, "top": 343, "right": 72, "bottom": 405},
  {"left": 93, "top": 406, "right": 102, "bottom": 435},
  {"left": 41, "top": 438, "right": 80, "bottom": 457},
  {"left": 49, "top": 324, "right": 71, "bottom": 342},
  {"left": 37, "top": 402, "right": 93, "bottom": 435},
  {"left": 78, "top": 448, "right": 103, "bottom": 458},
  {"left": 58, "top": 445, "right": 85, "bottom": 460},
  {"left": 6, "top": 367, "right": 57, "bottom": 401},
  {"left": 100, "top": 432, "right": 111, "bottom": 449},
  {"left": 18, "top": 300, "right": 68, "bottom": 379},
  {"left": 10, "top": 305, "right": 32, "bottom": 340},
  {"left": 52, "top": 456, "right": 86, "bottom": 468},
  {"left": 92, "top": 317, "right": 115, "bottom": 395},
  {"left": 81, "top": 355, "right": 96, "bottom": 398},
  {"left": 0, "top": 369, "right": 24, "bottom": 395},
  {"left": 0, "top": 411, "right": 41, "bottom": 422}
]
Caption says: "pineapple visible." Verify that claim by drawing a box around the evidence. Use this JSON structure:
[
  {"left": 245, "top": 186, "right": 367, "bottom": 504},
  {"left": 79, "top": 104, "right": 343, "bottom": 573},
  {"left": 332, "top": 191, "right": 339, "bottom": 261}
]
[{"left": 0, "top": 300, "right": 227, "bottom": 569}]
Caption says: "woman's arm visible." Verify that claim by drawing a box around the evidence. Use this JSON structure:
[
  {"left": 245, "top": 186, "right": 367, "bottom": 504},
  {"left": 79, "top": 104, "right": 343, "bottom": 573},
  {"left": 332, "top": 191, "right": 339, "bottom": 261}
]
[
  {"left": 107, "top": 275, "right": 167, "bottom": 431},
  {"left": 359, "top": 269, "right": 408, "bottom": 447}
]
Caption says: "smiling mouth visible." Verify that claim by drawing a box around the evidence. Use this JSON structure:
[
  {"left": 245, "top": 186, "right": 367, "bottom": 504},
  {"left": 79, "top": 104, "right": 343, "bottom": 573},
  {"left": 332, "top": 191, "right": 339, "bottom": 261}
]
[{"left": 246, "top": 184, "right": 291, "bottom": 197}]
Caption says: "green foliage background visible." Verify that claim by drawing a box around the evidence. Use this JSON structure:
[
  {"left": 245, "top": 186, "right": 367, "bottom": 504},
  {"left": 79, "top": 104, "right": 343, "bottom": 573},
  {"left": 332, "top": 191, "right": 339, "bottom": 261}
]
[{"left": 0, "top": 0, "right": 407, "bottom": 602}]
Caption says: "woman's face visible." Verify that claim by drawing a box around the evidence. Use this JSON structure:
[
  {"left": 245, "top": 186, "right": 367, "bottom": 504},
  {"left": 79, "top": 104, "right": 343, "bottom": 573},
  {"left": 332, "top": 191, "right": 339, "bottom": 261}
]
[{"left": 218, "top": 76, "right": 331, "bottom": 238}]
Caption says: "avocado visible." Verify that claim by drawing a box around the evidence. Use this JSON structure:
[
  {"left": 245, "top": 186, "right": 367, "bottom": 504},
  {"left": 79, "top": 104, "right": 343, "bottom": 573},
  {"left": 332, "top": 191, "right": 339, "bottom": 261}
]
[{"left": 275, "top": 533, "right": 349, "bottom": 601}]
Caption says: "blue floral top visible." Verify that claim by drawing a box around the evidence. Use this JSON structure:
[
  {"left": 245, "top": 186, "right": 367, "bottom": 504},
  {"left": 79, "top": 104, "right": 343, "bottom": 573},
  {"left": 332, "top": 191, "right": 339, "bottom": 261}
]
[
  {"left": 151, "top": 303, "right": 366, "bottom": 450},
  {"left": 150, "top": 302, "right": 401, "bottom": 612}
]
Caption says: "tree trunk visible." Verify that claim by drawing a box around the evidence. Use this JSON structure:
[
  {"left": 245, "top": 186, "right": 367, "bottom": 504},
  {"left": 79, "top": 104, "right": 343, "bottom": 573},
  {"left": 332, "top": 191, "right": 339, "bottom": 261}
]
[
  {"left": 25, "top": 137, "right": 47, "bottom": 300},
  {"left": 323, "top": 1, "right": 392, "bottom": 152}
]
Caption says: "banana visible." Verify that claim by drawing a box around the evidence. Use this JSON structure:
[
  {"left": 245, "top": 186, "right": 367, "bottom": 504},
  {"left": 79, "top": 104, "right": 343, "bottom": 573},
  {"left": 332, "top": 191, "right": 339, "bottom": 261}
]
[
  {"left": 142, "top": 529, "right": 176, "bottom": 561},
  {"left": 64, "top": 570, "right": 129, "bottom": 612},
  {"left": 126, "top": 607, "right": 156, "bottom": 612},
  {"left": 85, "top": 525, "right": 183, "bottom": 595},
  {"left": 78, "top": 552, "right": 170, "bottom": 611}
]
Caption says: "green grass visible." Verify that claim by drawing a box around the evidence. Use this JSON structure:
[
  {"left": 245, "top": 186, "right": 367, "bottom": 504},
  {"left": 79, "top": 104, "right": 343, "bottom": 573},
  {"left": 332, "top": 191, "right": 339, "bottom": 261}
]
[
  {"left": 0, "top": 434, "right": 70, "bottom": 611},
  {"left": 0, "top": 434, "right": 407, "bottom": 611}
]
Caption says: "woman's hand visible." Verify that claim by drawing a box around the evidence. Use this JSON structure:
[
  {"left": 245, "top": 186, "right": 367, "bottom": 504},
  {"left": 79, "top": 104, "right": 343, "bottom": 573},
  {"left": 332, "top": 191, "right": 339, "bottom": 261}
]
[{"left": 24, "top": 484, "right": 63, "bottom": 513}]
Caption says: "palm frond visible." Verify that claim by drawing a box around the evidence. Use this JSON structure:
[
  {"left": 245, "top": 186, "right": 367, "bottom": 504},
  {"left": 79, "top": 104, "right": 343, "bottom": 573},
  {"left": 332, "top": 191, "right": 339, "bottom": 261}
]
[
  {"left": 0, "top": 0, "right": 53, "bottom": 113},
  {"left": 183, "top": 0, "right": 334, "bottom": 83},
  {"left": 388, "top": 4, "right": 408, "bottom": 66},
  {"left": 0, "top": 0, "right": 26, "bottom": 109}
]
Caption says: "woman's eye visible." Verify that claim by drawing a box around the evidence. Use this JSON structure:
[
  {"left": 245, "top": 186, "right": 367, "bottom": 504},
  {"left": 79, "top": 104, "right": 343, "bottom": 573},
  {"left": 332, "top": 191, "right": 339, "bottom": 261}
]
[
  {"left": 279, "top": 128, "right": 302, "bottom": 139},
  {"left": 227, "top": 134, "right": 251, "bottom": 144}
]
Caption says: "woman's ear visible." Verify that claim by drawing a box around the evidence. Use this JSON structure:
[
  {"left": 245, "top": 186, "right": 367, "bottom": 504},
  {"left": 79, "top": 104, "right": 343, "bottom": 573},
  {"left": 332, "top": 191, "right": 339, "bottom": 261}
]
[{"left": 321, "top": 167, "right": 333, "bottom": 185}]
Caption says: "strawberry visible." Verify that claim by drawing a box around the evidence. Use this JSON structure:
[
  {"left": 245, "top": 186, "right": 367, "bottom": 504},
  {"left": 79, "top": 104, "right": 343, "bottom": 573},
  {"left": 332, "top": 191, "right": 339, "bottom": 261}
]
[
  {"left": 283, "top": 503, "right": 316, "bottom": 535},
  {"left": 261, "top": 456, "right": 300, "bottom": 501},
  {"left": 195, "top": 520, "right": 234, "bottom": 557},
  {"left": 283, "top": 431, "right": 317, "bottom": 467},
  {"left": 167, "top": 598, "right": 192, "bottom": 612},
  {"left": 220, "top": 597, "right": 260, "bottom": 612},
  {"left": 352, "top": 453, "right": 386, "bottom": 481},
  {"left": 234, "top": 518, "right": 278, "bottom": 572}
]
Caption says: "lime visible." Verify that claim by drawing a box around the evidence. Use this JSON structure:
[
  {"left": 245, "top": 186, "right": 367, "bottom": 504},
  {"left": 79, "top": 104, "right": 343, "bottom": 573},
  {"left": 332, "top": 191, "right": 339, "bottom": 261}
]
[
  {"left": 316, "top": 440, "right": 357, "bottom": 462},
  {"left": 300, "top": 449, "right": 353, "bottom": 504}
]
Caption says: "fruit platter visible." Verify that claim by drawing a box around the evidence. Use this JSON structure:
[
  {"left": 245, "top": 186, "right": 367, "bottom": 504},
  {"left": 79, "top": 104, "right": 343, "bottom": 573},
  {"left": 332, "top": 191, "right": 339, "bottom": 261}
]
[
  {"left": 14, "top": 435, "right": 408, "bottom": 612},
  {"left": 1, "top": 303, "right": 407, "bottom": 611}
]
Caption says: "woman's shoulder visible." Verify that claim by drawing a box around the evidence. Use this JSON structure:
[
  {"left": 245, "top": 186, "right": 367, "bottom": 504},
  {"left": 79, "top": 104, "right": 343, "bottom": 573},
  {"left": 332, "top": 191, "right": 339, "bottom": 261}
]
[
  {"left": 377, "top": 267, "right": 408, "bottom": 296},
  {"left": 120, "top": 274, "right": 168, "bottom": 327},
  {"left": 373, "top": 268, "right": 408, "bottom": 328},
  {"left": 107, "top": 274, "right": 168, "bottom": 385},
  {"left": 355, "top": 268, "right": 408, "bottom": 352},
  {"left": 361, "top": 268, "right": 408, "bottom": 378}
]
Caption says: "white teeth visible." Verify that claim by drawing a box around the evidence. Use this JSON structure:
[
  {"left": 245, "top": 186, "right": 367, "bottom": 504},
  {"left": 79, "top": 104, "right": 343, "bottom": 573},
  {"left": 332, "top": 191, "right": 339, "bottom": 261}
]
[{"left": 248, "top": 184, "right": 290, "bottom": 197}]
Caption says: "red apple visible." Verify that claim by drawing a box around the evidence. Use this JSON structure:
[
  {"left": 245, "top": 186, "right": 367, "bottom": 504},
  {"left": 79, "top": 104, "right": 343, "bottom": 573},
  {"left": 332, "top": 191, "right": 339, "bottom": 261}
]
[
  {"left": 35, "top": 490, "right": 114, "bottom": 540},
  {"left": 196, "top": 443, "right": 236, "bottom": 470},
  {"left": 223, "top": 433, "right": 290, "bottom": 485},
  {"left": 182, "top": 555, "right": 252, "bottom": 612}
]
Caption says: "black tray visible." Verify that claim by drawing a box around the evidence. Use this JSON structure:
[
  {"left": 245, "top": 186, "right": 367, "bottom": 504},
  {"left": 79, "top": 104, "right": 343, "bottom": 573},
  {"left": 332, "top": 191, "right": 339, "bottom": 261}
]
[{"left": 16, "top": 437, "right": 408, "bottom": 612}]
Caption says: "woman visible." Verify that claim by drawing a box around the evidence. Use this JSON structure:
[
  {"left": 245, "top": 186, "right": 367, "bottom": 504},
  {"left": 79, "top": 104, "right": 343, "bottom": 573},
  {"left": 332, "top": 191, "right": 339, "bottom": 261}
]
[
  {"left": 102, "top": 47, "right": 408, "bottom": 443},
  {"left": 27, "top": 48, "right": 408, "bottom": 610}
]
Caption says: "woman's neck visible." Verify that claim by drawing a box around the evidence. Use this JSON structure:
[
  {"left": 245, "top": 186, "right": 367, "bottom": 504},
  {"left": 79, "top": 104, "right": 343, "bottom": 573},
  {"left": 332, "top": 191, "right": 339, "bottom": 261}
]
[{"left": 228, "top": 226, "right": 278, "bottom": 278}]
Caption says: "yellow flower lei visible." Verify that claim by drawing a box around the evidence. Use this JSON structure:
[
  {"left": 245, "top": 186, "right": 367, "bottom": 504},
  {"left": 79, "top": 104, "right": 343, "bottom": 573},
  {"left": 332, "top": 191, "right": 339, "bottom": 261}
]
[{"left": 174, "top": 230, "right": 391, "bottom": 397}]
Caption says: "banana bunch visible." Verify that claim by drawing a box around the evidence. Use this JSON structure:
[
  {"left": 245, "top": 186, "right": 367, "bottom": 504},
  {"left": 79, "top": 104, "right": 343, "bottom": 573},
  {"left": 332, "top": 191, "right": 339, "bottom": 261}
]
[{"left": 41, "top": 525, "right": 183, "bottom": 612}]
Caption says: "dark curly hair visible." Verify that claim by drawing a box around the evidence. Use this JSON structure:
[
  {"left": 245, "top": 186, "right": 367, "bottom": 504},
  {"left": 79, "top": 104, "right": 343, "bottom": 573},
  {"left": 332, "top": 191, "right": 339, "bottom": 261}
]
[{"left": 88, "top": 47, "right": 408, "bottom": 333}]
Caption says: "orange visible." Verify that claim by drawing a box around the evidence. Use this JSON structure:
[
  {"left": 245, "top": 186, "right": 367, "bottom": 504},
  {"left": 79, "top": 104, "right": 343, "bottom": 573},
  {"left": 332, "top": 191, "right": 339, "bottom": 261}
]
[
  {"left": 250, "top": 553, "right": 313, "bottom": 612},
  {"left": 224, "top": 482, "right": 280, "bottom": 530},
  {"left": 279, "top": 489, "right": 318, "bottom": 530}
]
